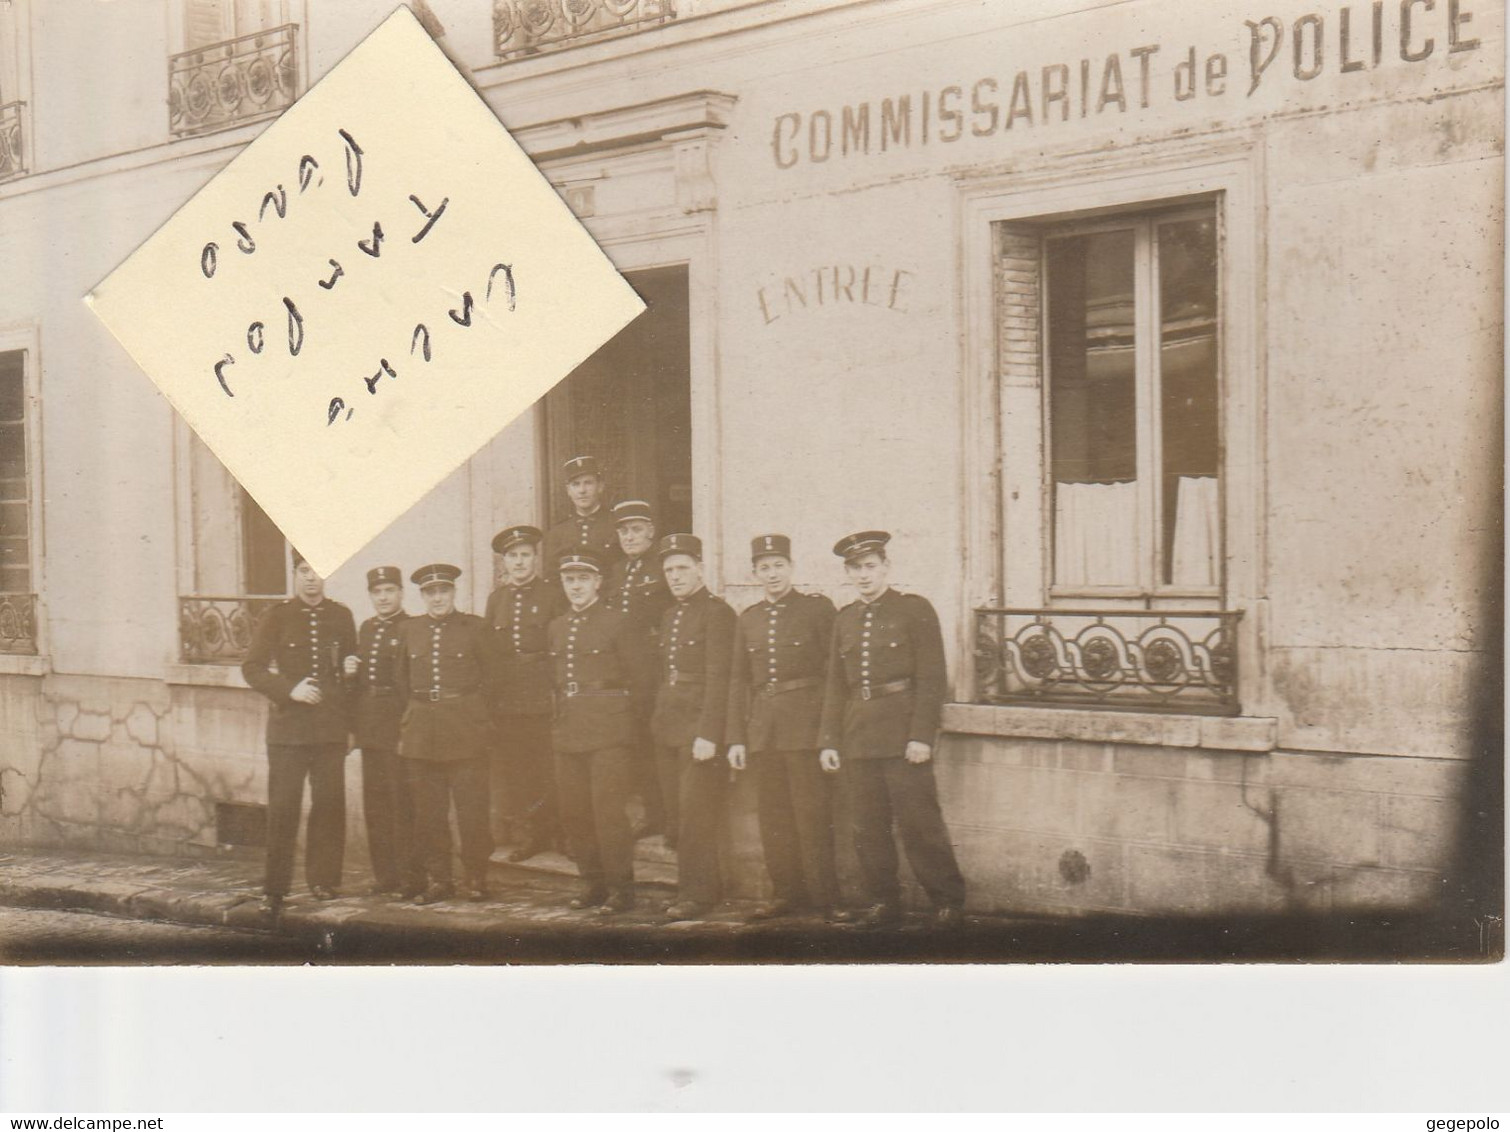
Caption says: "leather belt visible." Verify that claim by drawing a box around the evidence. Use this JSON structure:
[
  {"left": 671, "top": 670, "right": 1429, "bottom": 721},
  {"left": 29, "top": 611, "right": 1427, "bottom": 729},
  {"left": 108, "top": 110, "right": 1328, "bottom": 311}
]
[
  {"left": 756, "top": 676, "right": 822, "bottom": 697},
  {"left": 854, "top": 678, "right": 913, "bottom": 701},
  {"left": 361, "top": 686, "right": 399, "bottom": 696},
  {"left": 411, "top": 688, "right": 480, "bottom": 703},
  {"left": 562, "top": 681, "right": 629, "bottom": 698},
  {"left": 503, "top": 650, "right": 548, "bottom": 660},
  {"left": 666, "top": 669, "right": 704, "bottom": 686}
]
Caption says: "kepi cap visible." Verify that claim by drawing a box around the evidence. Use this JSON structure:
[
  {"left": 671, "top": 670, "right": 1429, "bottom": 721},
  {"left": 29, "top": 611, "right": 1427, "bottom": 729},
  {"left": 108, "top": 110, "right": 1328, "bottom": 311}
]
[
  {"left": 366, "top": 566, "right": 402, "bottom": 589},
  {"left": 492, "top": 524, "right": 543, "bottom": 554},
  {"left": 411, "top": 563, "right": 462, "bottom": 589},
  {"left": 833, "top": 530, "right": 891, "bottom": 562},
  {"left": 750, "top": 533, "right": 791, "bottom": 562},
  {"left": 562, "top": 455, "right": 602, "bottom": 482},
  {"left": 290, "top": 546, "right": 308, "bottom": 569},
  {"left": 657, "top": 533, "right": 703, "bottom": 560},
  {"left": 558, "top": 551, "right": 603, "bottom": 575},
  {"left": 612, "top": 499, "right": 656, "bottom": 526}
]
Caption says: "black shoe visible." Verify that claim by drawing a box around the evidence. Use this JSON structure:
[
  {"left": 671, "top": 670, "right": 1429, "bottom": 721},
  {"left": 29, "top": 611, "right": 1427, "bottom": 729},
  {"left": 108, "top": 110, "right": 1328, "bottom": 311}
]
[
  {"left": 934, "top": 905, "right": 966, "bottom": 930},
  {"left": 857, "top": 902, "right": 902, "bottom": 927},
  {"left": 397, "top": 885, "right": 424, "bottom": 901},
  {"left": 413, "top": 883, "right": 453, "bottom": 905},
  {"left": 569, "top": 889, "right": 609, "bottom": 911},
  {"left": 368, "top": 882, "right": 402, "bottom": 897},
  {"left": 463, "top": 881, "right": 489, "bottom": 902},
  {"left": 310, "top": 885, "right": 339, "bottom": 901},
  {"left": 257, "top": 894, "right": 284, "bottom": 915},
  {"left": 598, "top": 890, "right": 635, "bottom": 916},
  {"left": 822, "top": 907, "right": 856, "bottom": 924},
  {"left": 663, "top": 902, "right": 711, "bottom": 922},
  {"left": 746, "top": 899, "right": 799, "bottom": 922}
]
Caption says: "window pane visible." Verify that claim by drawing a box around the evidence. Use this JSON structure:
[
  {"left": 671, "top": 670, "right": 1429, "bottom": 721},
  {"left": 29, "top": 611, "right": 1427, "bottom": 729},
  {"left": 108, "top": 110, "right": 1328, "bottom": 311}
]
[
  {"left": 1047, "top": 229, "right": 1138, "bottom": 587},
  {"left": 0, "top": 352, "right": 23, "bottom": 422},
  {"left": 1158, "top": 216, "right": 1220, "bottom": 587},
  {"left": 240, "top": 488, "right": 288, "bottom": 595},
  {"left": 0, "top": 422, "right": 24, "bottom": 481}
]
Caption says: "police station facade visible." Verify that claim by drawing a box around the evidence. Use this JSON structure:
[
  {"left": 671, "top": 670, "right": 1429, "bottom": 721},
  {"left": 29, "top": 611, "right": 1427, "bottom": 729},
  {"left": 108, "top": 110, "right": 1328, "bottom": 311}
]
[{"left": 0, "top": 0, "right": 1501, "bottom": 919}]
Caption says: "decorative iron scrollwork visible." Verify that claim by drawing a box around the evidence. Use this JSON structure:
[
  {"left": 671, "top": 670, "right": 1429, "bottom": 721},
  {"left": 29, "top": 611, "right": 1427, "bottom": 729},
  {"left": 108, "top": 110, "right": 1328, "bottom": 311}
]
[
  {"left": 0, "top": 592, "right": 38, "bottom": 655},
  {"left": 169, "top": 25, "right": 299, "bottom": 138},
  {"left": 178, "top": 596, "right": 284, "bottom": 665},
  {"left": 0, "top": 102, "right": 26, "bottom": 183},
  {"left": 494, "top": 0, "right": 674, "bottom": 60},
  {"left": 974, "top": 607, "right": 1242, "bottom": 715}
]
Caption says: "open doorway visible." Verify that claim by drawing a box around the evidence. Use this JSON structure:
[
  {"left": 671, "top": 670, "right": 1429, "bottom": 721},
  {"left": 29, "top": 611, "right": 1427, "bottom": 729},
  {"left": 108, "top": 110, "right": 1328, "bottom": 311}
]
[{"left": 539, "top": 265, "right": 692, "bottom": 533}]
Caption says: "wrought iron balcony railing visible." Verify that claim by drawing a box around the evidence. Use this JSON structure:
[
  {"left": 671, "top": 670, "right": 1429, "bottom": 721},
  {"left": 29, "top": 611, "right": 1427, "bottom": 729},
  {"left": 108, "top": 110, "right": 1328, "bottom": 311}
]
[
  {"left": 0, "top": 592, "right": 38, "bottom": 655},
  {"left": 0, "top": 102, "right": 25, "bottom": 183},
  {"left": 494, "top": 0, "right": 675, "bottom": 60},
  {"left": 169, "top": 24, "right": 299, "bottom": 138},
  {"left": 974, "top": 607, "right": 1242, "bottom": 716},
  {"left": 179, "top": 595, "right": 285, "bottom": 665}
]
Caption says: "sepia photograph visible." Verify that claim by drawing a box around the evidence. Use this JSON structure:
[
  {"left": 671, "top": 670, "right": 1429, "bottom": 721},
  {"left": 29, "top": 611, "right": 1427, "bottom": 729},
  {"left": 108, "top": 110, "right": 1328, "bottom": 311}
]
[{"left": 0, "top": 0, "right": 1502, "bottom": 970}]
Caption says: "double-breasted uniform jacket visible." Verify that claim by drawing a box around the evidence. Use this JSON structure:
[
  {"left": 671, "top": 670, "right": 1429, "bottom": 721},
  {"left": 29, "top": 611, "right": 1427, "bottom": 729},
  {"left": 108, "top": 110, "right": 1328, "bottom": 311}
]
[
  {"left": 351, "top": 611, "right": 410, "bottom": 751},
  {"left": 818, "top": 588, "right": 948, "bottom": 759},
  {"left": 651, "top": 587, "right": 737, "bottom": 749},
  {"left": 394, "top": 612, "right": 495, "bottom": 762},
  {"left": 242, "top": 597, "right": 358, "bottom": 746},
  {"left": 547, "top": 599, "right": 640, "bottom": 754},
  {"left": 726, "top": 590, "right": 837, "bottom": 753},
  {"left": 605, "top": 552, "right": 673, "bottom": 701},
  {"left": 542, "top": 506, "right": 623, "bottom": 579},
  {"left": 481, "top": 577, "right": 566, "bottom": 716}
]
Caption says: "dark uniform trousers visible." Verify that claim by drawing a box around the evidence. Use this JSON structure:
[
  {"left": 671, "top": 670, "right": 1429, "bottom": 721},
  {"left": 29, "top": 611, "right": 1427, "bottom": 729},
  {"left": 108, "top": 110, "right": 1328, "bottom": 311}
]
[
  {"left": 353, "top": 613, "right": 420, "bottom": 892},
  {"left": 265, "top": 743, "right": 346, "bottom": 897},
  {"left": 483, "top": 578, "right": 566, "bottom": 847},
  {"left": 607, "top": 553, "right": 673, "bottom": 833},
  {"left": 241, "top": 596, "right": 358, "bottom": 900},
  {"left": 652, "top": 588, "right": 736, "bottom": 904},
  {"left": 549, "top": 600, "right": 639, "bottom": 898},
  {"left": 728, "top": 590, "right": 840, "bottom": 910},
  {"left": 395, "top": 612, "right": 497, "bottom": 888},
  {"left": 819, "top": 588, "right": 966, "bottom": 911}
]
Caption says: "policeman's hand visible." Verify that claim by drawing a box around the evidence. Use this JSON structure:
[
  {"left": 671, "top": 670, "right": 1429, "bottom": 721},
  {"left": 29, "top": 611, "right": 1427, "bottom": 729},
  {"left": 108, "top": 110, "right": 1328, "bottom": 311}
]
[
  {"left": 692, "top": 737, "right": 718, "bottom": 762},
  {"left": 819, "top": 749, "right": 841, "bottom": 773},
  {"left": 905, "top": 740, "right": 933, "bottom": 765},
  {"left": 727, "top": 744, "right": 747, "bottom": 771},
  {"left": 343, "top": 655, "right": 360, "bottom": 678},
  {"left": 289, "top": 678, "right": 323, "bottom": 705}
]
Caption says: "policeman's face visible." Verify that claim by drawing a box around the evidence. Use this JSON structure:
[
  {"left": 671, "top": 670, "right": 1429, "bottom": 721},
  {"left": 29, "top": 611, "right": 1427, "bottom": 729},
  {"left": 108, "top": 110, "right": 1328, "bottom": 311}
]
[
  {"left": 844, "top": 551, "right": 890, "bottom": 599},
  {"left": 294, "top": 561, "right": 324, "bottom": 603},
  {"left": 617, "top": 519, "right": 655, "bottom": 558},
  {"left": 663, "top": 553, "right": 703, "bottom": 599},
  {"left": 422, "top": 584, "right": 456, "bottom": 618},
  {"left": 566, "top": 474, "right": 602, "bottom": 514},
  {"left": 753, "top": 554, "right": 793, "bottom": 600},
  {"left": 502, "top": 544, "right": 538, "bottom": 585},
  {"left": 561, "top": 567, "right": 602, "bottom": 610},
  {"left": 369, "top": 582, "right": 403, "bottom": 617}
]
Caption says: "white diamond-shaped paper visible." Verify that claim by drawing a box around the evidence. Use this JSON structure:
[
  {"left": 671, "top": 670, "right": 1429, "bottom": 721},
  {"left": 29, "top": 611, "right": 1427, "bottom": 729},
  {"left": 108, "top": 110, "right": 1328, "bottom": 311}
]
[{"left": 85, "top": 6, "right": 644, "bottom": 578}]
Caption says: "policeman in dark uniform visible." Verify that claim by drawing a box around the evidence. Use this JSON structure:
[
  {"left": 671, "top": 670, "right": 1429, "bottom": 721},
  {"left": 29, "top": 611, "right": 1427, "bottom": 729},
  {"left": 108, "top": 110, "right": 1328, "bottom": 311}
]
[
  {"left": 604, "top": 498, "right": 673, "bottom": 840},
  {"left": 482, "top": 524, "right": 565, "bottom": 863},
  {"left": 818, "top": 531, "right": 967, "bottom": 929},
  {"left": 343, "top": 565, "right": 420, "bottom": 897},
  {"left": 541, "top": 455, "right": 622, "bottom": 580},
  {"left": 726, "top": 534, "right": 846, "bottom": 922},
  {"left": 548, "top": 550, "right": 641, "bottom": 914},
  {"left": 241, "top": 548, "right": 358, "bottom": 913},
  {"left": 394, "top": 563, "right": 495, "bottom": 904},
  {"left": 652, "top": 533, "right": 736, "bottom": 921}
]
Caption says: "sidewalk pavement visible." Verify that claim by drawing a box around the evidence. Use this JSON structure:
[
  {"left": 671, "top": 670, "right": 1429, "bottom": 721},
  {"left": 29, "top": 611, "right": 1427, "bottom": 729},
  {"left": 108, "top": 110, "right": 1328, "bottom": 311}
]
[{"left": 0, "top": 845, "right": 1487, "bottom": 964}]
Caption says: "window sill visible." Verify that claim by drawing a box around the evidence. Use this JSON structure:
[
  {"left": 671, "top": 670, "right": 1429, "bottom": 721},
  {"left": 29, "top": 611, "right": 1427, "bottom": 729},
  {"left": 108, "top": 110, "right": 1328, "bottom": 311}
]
[
  {"left": 942, "top": 702, "right": 1277, "bottom": 753},
  {"left": 0, "top": 654, "right": 48, "bottom": 677},
  {"left": 165, "top": 663, "right": 251, "bottom": 690}
]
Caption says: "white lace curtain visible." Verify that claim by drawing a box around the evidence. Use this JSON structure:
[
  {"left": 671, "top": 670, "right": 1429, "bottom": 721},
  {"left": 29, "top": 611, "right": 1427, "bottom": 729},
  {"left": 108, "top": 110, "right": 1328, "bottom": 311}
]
[{"left": 1054, "top": 476, "right": 1218, "bottom": 588}]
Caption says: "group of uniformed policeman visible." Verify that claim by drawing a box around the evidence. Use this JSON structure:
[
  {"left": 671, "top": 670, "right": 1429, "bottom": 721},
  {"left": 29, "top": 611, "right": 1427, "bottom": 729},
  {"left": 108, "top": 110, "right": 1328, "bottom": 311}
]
[{"left": 242, "top": 455, "right": 967, "bottom": 928}]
